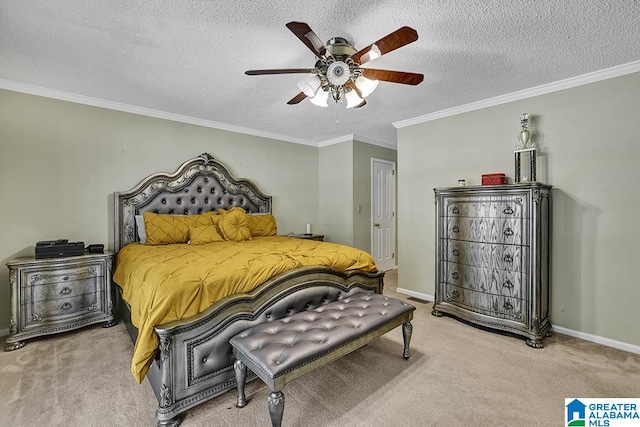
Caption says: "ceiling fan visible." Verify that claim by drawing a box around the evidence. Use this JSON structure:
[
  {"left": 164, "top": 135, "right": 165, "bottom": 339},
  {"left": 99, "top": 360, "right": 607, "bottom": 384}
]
[{"left": 245, "top": 22, "right": 424, "bottom": 108}]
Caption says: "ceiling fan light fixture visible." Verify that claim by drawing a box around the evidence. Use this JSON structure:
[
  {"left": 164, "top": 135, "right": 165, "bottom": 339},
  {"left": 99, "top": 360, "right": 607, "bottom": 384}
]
[
  {"left": 360, "top": 44, "right": 382, "bottom": 63},
  {"left": 297, "top": 75, "right": 321, "bottom": 97},
  {"left": 326, "top": 62, "right": 351, "bottom": 86},
  {"left": 355, "top": 75, "right": 379, "bottom": 98},
  {"left": 310, "top": 89, "right": 329, "bottom": 107},
  {"left": 345, "top": 90, "right": 365, "bottom": 109}
]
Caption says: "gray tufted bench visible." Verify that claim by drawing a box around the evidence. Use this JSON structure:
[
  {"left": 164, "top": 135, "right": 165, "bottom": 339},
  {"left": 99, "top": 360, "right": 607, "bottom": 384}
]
[{"left": 230, "top": 292, "right": 415, "bottom": 427}]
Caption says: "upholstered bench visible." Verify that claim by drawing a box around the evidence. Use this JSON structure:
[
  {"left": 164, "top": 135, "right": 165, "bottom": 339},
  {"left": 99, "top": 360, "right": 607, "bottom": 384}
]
[{"left": 229, "top": 292, "right": 415, "bottom": 427}]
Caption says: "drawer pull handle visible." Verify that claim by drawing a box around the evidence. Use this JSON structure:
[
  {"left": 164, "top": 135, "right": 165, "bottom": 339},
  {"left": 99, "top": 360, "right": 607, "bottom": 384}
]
[
  {"left": 452, "top": 225, "right": 460, "bottom": 233},
  {"left": 61, "top": 302, "right": 72, "bottom": 311},
  {"left": 60, "top": 287, "right": 72, "bottom": 295},
  {"left": 451, "top": 290, "right": 460, "bottom": 299},
  {"left": 503, "top": 206, "right": 514, "bottom": 215},
  {"left": 452, "top": 248, "right": 459, "bottom": 256},
  {"left": 503, "top": 228, "right": 514, "bottom": 237},
  {"left": 451, "top": 271, "right": 460, "bottom": 280},
  {"left": 502, "top": 280, "right": 514, "bottom": 291},
  {"left": 451, "top": 207, "right": 460, "bottom": 214},
  {"left": 503, "top": 254, "right": 513, "bottom": 263}
]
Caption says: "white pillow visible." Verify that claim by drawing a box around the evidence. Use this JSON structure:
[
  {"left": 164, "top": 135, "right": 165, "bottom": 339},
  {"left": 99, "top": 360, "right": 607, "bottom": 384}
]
[{"left": 135, "top": 215, "right": 147, "bottom": 244}]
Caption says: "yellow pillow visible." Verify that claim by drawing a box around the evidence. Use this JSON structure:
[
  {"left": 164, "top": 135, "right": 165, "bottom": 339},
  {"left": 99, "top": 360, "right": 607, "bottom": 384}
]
[
  {"left": 217, "top": 209, "right": 252, "bottom": 242},
  {"left": 247, "top": 214, "right": 278, "bottom": 237},
  {"left": 189, "top": 225, "right": 225, "bottom": 245},
  {"left": 143, "top": 211, "right": 218, "bottom": 245},
  {"left": 217, "top": 207, "right": 246, "bottom": 215}
]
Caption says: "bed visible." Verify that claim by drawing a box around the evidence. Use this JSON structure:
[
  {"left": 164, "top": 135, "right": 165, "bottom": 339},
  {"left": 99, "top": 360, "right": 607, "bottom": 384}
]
[{"left": 113, "top": 153, "right": 384, "bottom": 426}]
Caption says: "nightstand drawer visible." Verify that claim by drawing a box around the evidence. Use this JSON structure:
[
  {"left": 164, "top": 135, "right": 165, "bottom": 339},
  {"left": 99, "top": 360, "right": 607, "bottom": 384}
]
[
  {"left": 27, "top": 278, "right": 100, "bottom": 302},
  {"left": 23, "top": 264, "right": 103, "bottom": 287},
  {"left": 26, "top": 292, "right": 104, "bottom": 324}
]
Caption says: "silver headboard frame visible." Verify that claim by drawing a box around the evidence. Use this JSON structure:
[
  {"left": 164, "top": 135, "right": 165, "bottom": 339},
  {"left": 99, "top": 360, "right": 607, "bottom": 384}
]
[{"left": 114, "top": 153, "right": 272, "bottom": 251}]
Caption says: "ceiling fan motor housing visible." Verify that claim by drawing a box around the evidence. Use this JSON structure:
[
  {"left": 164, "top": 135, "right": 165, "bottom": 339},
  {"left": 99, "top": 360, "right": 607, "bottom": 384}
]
[{"left": 326, "top": 37, "right": 357, "bottom": 59}]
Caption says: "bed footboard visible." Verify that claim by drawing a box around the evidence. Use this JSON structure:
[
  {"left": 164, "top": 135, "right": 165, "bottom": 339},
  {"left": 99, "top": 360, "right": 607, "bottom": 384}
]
[{"left": 122, "top": 266, "right": 383, "bottom": 426}]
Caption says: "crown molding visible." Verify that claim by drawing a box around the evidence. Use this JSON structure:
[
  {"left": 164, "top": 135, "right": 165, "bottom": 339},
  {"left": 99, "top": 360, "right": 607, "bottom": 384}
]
[
  {"left": 317, "top": 133, "right": 397, "bottom": 150},
  {"left": 353, "top": 134, "right": 397, "bottom": 151},
  {"left": 0, "top": 79, "right": 319, "bottom": 147},
  {"left": 393, "top": 60, "right": 640, "bottom": 128},
  {"left": 317, "top": 134, "right": 354, "bottom": 148}
]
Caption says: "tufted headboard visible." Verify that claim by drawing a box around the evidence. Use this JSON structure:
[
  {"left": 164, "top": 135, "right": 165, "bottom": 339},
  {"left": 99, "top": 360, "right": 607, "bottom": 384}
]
[{"left": 114, "top": 153, "right": 272, "bottom": 251}]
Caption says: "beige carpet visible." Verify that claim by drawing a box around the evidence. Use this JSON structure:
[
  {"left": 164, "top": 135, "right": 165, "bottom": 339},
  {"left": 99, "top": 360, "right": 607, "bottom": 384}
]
[{"left": 2, "top": 269, "right": 639, "bottom": 426}]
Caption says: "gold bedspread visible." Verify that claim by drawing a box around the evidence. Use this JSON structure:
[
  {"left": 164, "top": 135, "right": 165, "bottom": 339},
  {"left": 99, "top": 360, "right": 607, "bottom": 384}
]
[{"left": 112, "top": 236, "right": 378, "bottom": 383}]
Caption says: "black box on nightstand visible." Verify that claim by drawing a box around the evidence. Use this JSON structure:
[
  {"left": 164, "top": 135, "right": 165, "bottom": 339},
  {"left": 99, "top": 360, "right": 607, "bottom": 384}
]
[{"left": 35, "top": 239, "right": 85, "bottom": 259}]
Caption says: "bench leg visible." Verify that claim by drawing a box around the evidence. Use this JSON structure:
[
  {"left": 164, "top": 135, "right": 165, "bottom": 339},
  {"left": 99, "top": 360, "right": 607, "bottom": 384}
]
[
  {"left": 402, "top": 321, "right": 413, "bottom": 360},
  {"left": 234, "top": 360, "right": 248, "bottom": 408},
  {"left": 267, "top": 391, "right": 285, "bottom": 427}
]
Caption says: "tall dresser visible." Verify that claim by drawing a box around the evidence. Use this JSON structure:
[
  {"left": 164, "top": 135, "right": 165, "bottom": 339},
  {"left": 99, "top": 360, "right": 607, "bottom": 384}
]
[{"left": 432, "top": 183, "right": 552, "bottom": 347}]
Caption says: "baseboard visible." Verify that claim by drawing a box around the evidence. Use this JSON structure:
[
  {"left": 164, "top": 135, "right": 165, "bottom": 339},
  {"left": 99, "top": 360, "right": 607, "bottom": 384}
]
[
  {"left": 395, "top": 288, "right": 640, "bottom": 355},
  {"left": 552, "top": 326, "right": 640, "bottom": 355},
  {"left": 0, "top": 328, "right": 8, "bottom": 337}
]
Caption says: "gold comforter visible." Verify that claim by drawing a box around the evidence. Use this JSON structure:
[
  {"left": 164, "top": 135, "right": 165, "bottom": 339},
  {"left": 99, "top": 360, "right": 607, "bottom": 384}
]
[{"left": 112, "top": 236, "right": 378, "bottom": 383}]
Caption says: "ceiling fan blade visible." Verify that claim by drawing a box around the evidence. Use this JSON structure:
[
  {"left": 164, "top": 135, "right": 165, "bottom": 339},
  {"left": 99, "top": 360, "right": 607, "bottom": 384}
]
[
  {"left": 287, "top": 92, "right": 308, "bottom": 105},
  {"left": 351, "top": 26, "right": 419, "bottom": 65},
  {"left": 361, "top": 68, "right": 424, "bottom": 85},
  {"left": 286, "top": 22, "right": 327, "bottom": 58},
  {"left": 245, "top": 68, "right": 316, "bottom": 76}
]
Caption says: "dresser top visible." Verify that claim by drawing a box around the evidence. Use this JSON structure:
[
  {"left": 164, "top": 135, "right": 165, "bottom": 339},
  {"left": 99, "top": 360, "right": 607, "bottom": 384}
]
[
  {"left": 6, "top": 251, "right": 114, "bottom": 267},
  {"left": 435, "top": 182, "right": 552, "bottom": 193}
]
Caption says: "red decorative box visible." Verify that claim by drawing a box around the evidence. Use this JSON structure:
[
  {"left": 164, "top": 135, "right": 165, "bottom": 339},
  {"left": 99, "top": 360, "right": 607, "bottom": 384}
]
[{"left": 481, "top": 173, "right": 506, "bottom": 185}]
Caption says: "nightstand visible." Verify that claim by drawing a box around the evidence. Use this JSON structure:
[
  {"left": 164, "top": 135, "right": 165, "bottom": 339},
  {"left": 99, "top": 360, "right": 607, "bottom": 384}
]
[
  {"left": 284, "top": 234, "right": 325, "bottom": 241},
  {"left": 5, "top": 251, "right": 116, "bottom": 351}
]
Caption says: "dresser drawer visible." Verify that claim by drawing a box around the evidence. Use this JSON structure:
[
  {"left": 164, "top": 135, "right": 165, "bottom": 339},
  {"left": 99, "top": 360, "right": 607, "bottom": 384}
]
[
  {"left": 27, "top": 278, "right": 100, "bottom": 303},
  {"left": 445, "top": 217, "right": 529, "bottom": 246},
  {"left": 25, "top": 292, "right": 104, "bottom": 325},
  {"left": 444, "top": 197, "right": 526, "bottom": 219},
  {"left": 440, "top": 261, "right": 527, "bottom": 299},
  {"left": 442, "top": 283, "right": 527, "bottom": 322},
  {"left": 23, "top": 264, "right": 103, "bottom": 287},
  {"left": 443, "top": 240, "right": 529, "bottom": 272}
]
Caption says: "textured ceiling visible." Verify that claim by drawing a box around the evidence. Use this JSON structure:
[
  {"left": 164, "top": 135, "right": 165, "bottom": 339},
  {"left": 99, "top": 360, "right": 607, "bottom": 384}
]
[{"left": 1, "top": 1, "right": 640, "bottom": 146}]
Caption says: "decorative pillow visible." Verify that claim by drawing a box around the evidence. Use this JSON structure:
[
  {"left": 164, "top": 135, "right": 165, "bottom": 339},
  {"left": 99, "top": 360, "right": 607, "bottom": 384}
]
[
  {"left": 143, "top": 211, "right": 218, "bottom": 245},
  {"left": 247, "top": 213, "right": 277, "bottom": 237},
  {"left": 217, "top": 207, "right": 246, "bottom": 215},
  {"left": 189, "top": 225, "right": 225, "bottom": 245},
  {"left": 135, "top": 215, "right": 147, "bottom": 244},
  {"left": 217, "top": 209, "right": 252, "bottom": 242}
]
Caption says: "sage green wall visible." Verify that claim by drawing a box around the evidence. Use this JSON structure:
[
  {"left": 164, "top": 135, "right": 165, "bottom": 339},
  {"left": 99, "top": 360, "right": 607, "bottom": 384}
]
[
  {"left": 0, "top": 89, "right": 319, "bottom": 332},
  {"left": 397, "top": 72, "right": 640, "bottom": 347},
  {"left": 352, "top": 140, "right": 397, "bottom": 254},
  {"left": 318, "top": 141, "right": 353, "bottom": 245}
]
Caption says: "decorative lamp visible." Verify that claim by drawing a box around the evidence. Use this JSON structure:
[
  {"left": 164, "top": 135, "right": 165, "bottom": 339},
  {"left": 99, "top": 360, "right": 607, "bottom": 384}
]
[{"left": 514, "top": 113, "right": 537, "bottom": 183}]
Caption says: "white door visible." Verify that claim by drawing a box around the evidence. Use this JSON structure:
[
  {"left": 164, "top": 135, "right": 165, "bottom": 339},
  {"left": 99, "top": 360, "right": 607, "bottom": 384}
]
[{"left": 371, "top": 158, "right": 396, "bottom": 271}]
